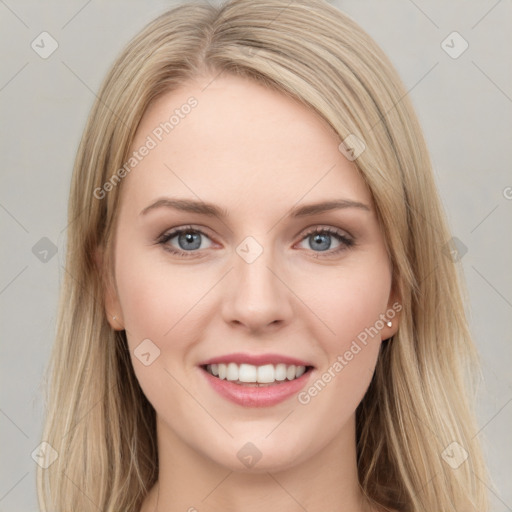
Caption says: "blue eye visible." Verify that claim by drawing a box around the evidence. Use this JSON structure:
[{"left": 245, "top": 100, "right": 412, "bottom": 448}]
[
  {"left": 157, "top": 225, "right": 354, "bottom": 258},
  {"left": 298, "top": 227, "right": 354, "bottom": 256},
  {"left": 157, "top": 226, "right": 212, "bottom": 257}
]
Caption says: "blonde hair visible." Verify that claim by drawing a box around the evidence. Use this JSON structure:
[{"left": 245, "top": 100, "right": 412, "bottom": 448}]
[{"left": 37, "top": 1, "right": 489, "bottom": 510}]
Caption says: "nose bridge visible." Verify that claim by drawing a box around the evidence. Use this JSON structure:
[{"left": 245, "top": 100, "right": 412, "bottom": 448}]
[{"left": 223, "top": 235, "right": 292, "bottom": 330}]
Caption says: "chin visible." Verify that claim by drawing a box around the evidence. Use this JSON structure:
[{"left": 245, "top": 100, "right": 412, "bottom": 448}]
[{"left": 208, "top": 437, "right": 313, "bottom": 474}]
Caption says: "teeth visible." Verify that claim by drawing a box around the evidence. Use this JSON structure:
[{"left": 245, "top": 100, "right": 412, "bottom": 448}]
[
  {"left": 226, "top": 362, "right": 238, "bottom": 381},
  {"left": 240, "top": 363, "right": 257, "bottom": 382},
  {"left": 275, "top": 363, "right": 287, "bottom": 381},
  {"left": 205, "top": 362, "right": 309, "bottom": 383},
  {"left": 286, "top": 365, "right": 296, "bottom": 380}
]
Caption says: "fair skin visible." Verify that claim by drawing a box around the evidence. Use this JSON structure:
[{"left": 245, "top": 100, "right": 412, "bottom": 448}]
[{"left": 101, "top": 72, "right": 400, "bottom": 512}]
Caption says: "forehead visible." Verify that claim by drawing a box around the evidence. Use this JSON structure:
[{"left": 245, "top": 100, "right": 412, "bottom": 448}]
[{"left": 120, "top": 73, "right": 372, "bottom": 216}]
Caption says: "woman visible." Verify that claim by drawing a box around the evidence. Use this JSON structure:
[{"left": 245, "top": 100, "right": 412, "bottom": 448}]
[{"left": 37, "top": 0, "right": 489, "bottom": 510}]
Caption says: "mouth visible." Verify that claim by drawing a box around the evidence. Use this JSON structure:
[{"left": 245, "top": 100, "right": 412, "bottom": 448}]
[
  {"left": 197, "top": 353, "right": 317, "bottom": 407},
  {"left": 200, "top": 363, "right": 315, "bottom": 387}
]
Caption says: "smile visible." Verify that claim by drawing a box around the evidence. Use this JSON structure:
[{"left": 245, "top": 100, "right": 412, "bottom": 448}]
[{"left": 203, "top": 362, "right": 310, "bottom": 385}]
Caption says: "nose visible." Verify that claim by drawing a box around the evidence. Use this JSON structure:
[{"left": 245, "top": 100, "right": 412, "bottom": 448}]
[{"left": 221, "top": 243, "right": 294, "bottom": 334}]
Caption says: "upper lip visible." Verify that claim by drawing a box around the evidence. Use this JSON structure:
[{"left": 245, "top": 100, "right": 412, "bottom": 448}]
[{"left": 199, "top": 352, "right": 314, "bottom": 368}]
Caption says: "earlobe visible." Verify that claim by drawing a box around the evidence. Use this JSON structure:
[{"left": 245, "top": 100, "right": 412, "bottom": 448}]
[
  {"left": 383, "top": 285, "right": 402, "bottom": 339},
  {"left": 382, "top": 316, "right": 400, "bottom": 340},
  {"left": 94, "top": 246, "right": 125, "bottom": 331}
]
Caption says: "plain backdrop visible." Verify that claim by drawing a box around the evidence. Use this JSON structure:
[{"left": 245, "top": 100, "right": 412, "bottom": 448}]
[{"left": 1, "top": 0, "right": 511, "bottom": 510}]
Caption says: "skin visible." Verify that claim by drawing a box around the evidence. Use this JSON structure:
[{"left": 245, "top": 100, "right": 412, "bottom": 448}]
[{"left": 101, "top": 72, "right": 400, "bottom": 512}]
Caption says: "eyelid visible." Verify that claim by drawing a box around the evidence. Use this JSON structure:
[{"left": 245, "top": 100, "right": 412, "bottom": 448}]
[{"left": 298, "top": 224, "right": 353, "bottom": 240}]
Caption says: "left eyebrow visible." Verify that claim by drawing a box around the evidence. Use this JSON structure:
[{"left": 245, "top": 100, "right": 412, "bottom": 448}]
[
  {"left": 139, "top": 198, "right": 226, "bottom": 217},
  {"left": 290, "top": 199, "right": 371, "bottom": 216},
  {"left": 139, "top": 197, "right": 371, "bottom": 219}
]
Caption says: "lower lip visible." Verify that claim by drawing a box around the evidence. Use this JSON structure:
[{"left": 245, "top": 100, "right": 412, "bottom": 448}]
[{"left": 199, "top": 366, "right": 314, "bottom": 407}]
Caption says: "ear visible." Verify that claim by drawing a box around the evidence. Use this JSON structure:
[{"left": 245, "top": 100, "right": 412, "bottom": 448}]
[
  {"left": 94, "top": 246, "right": 125, "bottom": 331},
  {"left": 381, "top": 279, "right": 402, "bottom": 340}
]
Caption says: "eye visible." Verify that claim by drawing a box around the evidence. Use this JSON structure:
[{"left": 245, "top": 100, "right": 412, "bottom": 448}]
[
  {"left": 156, "top": 225, "right": 355, "bottom": 259},
  {"left": 296, "top": 226, "right": 354, "bottom": 256},
  {"left": 156, "top": 226, "right": 213, "bottom": 257}
]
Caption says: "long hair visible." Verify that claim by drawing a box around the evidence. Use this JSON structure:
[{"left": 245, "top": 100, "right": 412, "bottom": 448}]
[{"left": 37, "top": 1, "right": 489, "bottom": 510}]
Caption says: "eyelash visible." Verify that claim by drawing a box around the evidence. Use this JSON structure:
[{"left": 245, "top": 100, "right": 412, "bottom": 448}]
[{"left": 156, "top": 225, "right": 355, "bottom": 259}]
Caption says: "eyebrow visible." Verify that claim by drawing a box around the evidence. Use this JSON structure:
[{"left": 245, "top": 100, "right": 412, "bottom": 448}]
[{"left": 139, "top": 197, "right": 371, "bottom": 218}]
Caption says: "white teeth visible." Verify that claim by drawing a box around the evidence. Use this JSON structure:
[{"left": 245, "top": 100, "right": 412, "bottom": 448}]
[
  {"left": 257, "top": 364, "right": 275, "bottom": 383},
  {"left": 275, "top": 363, "right": 287, "bottom": 381},
  {"left": 205, "top": 362, "right": 309, "bottom": 383},
  {"left": 239, "top": 363, "right": 257, "bottom": 382},
  {"left": 226, "top": 362, "right": 238, "bottom": 381}
]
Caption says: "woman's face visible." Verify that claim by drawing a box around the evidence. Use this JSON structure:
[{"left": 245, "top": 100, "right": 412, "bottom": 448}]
[{"left": 104, "top": 73, "right": 400, "bottom": 472}]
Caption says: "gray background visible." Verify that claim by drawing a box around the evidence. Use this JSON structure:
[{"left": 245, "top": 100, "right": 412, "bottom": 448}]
[{"left": 1, "top": 0, "right": 511, "bottom": 510}]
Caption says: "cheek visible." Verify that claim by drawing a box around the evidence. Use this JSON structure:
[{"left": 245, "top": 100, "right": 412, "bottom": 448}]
[
  {"left": 113, "top": 248, "right": 210, "bottom": 412},
  {"left": 293, "top": 255, "right": 391, "bottom": 413},
  {"left": 301, "top": 256, "right": 391, "bottom": 352},
  {"left": 114, "top": 247, "right": 207, "bottom": 346}
]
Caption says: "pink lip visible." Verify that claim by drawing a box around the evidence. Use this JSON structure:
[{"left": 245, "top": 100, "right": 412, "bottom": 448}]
[
  {"left": 198, "top": 352, "right": 313, "bottom": 367},
  {"left": 198, "top": 366, "right": 315, "bottom": 408}
]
